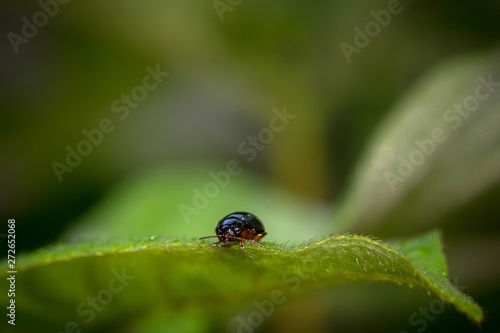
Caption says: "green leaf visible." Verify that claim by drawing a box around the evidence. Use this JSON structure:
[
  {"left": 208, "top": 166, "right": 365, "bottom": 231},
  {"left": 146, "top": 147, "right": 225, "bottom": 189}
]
[
  {"left": 390, "top": 230, "right": 448, "bottom": 278},
  {"left": 64, "top": 163, "right": 331, "bottom": 244},
  {"left": 335, "top": 50, "right": 500, "bottom": 235},
  {"left": 0, "top": 231, "right": 483, "bottom": 332}
]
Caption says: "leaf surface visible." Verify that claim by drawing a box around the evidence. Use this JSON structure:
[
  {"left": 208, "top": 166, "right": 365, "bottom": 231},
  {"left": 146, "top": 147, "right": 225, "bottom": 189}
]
[{"left": 0, "top": 231, "right": 483, "bottom": 332}]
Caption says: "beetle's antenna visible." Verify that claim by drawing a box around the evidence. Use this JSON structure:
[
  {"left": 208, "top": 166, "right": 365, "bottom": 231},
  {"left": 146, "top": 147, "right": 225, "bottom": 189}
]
[{"left": 199, "top": 236, "right": 219, "bottom": 240}]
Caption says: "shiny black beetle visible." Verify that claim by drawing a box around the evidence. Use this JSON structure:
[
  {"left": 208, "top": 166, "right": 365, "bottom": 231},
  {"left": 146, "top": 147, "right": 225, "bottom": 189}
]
[{"left": 199, "top": 212, "right": 267, "bottom": 249}]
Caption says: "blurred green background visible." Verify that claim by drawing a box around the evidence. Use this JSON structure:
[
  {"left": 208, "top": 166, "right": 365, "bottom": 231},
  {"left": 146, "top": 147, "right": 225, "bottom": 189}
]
[{"left": 1, "top": 0, "right": 500, "bottom": 332}]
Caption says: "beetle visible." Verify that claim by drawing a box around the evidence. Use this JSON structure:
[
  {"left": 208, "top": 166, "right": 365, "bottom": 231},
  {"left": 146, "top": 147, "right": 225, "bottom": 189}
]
[{"left": 199, "top": 212, "right": 267, "bottom": 249}]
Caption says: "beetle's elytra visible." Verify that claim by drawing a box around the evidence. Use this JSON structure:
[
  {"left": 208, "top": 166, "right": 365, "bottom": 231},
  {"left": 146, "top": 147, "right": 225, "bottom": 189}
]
[{"left": 199, "top": 212, "right": 267, "bottom": 249}]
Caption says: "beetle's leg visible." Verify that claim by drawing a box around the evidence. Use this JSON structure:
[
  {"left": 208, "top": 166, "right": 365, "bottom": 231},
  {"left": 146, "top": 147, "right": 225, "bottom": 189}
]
[
  {"left": 248, "top": 240, "right": 264, "bottom": 248},
  {"left": 232, "top": 237, "right": 263, "bottom": 249}
]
